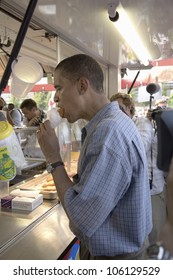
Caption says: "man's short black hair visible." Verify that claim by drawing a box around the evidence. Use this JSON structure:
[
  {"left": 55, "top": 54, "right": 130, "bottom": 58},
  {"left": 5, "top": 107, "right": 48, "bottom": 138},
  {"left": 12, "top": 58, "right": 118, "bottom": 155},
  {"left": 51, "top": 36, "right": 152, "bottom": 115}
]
[
  {"left": 8, "top": 103, "right": 15, "bottom": 110},
  {"left": 20, "top": 99, "right": 37, "bottom": 110},
  {"left": 55, "top": 54, "right": 104, "bottom": 93}
]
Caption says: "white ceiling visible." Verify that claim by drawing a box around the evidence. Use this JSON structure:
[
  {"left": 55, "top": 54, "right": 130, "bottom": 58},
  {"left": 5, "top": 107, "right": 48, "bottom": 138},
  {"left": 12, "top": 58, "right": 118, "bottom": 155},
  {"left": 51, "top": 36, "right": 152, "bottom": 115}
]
[
  {"left": 1, "top": 0, "right": 173, "bottom": 78},
  {"left": 2, "top": 0, "right": 173, "bottom": 60}
]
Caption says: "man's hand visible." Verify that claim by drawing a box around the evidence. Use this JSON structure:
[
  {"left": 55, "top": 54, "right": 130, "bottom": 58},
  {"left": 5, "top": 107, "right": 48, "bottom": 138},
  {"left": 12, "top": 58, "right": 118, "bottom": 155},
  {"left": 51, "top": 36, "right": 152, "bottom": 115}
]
[
  {"left": 37, "top": 120, "right": 73, "bottom": 209},
  {"left": 36, "top": 120, "right": 62, "bottom": 163},
  {"left": 28, "top": 116, "right": 41, "bottom": 126}
]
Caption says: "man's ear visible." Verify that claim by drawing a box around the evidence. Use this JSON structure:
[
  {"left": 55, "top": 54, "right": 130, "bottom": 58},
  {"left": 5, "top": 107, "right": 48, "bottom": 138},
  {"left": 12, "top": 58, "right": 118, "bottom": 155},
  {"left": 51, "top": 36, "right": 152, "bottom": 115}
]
[{"left": 77, "top": 77, "right": 88, "bottom": 95}]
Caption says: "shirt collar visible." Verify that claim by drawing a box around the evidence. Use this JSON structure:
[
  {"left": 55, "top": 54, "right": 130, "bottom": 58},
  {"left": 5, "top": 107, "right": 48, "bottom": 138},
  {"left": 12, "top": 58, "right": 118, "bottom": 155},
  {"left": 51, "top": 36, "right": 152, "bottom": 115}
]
[{"left": 81, "top": 102, "right": 119, "bottom": 141}]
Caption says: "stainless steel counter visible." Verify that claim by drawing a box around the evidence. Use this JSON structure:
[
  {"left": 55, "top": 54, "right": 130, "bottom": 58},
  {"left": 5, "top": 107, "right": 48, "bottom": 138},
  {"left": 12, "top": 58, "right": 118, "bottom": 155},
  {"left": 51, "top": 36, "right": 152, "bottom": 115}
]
[{"left": 0, "top": 182, "right": 75, "bottom": 259}]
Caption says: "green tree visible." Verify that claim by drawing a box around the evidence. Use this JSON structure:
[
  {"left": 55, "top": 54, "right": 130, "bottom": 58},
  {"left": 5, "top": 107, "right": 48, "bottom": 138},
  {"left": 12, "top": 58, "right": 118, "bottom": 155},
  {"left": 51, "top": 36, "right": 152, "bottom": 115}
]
[
  {"left": 9, "top": 91, "right": 52, "bottom": 111},
  {"left": 33, "top": 91, "right": 52, "bottom": 111},
  {"left": 9, "top": 96, "right": 22, "bottom": 108}
]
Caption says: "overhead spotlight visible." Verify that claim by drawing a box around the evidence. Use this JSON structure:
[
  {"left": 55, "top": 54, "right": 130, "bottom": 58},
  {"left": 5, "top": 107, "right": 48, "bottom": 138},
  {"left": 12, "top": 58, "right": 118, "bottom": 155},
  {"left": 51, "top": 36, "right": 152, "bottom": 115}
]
[
  {"left": 108, "top": 3, "right": 152, "bottom": 65},
  {"left": 108, "top": 3, "right": 119, "bottom": 22}
]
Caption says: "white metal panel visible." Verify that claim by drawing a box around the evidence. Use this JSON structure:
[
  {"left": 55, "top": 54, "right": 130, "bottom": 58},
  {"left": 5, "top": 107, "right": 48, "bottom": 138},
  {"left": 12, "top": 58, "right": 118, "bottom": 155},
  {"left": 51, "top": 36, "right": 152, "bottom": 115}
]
[
  {"left": 1, "top": 0, "right": 120, "bottom": 66},
  {"left": 2, "top": 0, "right": 173, "bottom": 66}
]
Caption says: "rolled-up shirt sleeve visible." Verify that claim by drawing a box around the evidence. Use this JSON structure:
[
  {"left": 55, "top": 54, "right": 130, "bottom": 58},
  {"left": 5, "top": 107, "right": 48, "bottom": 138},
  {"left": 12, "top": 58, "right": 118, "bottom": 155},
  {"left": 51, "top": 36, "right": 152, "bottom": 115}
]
[{"left": 64, "top": 143, "right": 131, "bottom": 238}]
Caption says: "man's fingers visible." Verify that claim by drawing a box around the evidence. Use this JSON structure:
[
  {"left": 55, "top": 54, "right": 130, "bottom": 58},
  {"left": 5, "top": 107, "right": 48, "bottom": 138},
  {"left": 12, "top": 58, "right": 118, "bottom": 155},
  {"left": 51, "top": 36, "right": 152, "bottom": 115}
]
[{"left": 40, "top": 120, "right": 52, "bottom": 131}]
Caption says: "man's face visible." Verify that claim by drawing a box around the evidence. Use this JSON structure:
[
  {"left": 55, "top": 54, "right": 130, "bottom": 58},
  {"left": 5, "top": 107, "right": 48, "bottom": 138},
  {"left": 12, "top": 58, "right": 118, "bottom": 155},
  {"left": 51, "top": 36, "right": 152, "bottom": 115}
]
[
  {"left": 21, "top": 107, "right": 37, "bottom": 120},
  {"left": 54, "top": 70, "right": 82, "bottom": 123}
]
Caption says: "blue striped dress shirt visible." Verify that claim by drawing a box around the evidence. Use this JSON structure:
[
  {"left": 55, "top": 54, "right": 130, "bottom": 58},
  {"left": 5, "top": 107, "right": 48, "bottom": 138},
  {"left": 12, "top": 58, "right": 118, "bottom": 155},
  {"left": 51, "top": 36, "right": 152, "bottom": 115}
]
[{"left": 64, "top": 102, "right": 152, "bottom": 256}]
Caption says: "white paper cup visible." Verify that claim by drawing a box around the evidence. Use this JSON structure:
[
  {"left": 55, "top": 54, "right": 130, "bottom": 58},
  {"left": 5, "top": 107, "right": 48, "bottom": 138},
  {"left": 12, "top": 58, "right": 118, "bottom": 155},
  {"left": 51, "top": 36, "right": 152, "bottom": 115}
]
[{"left": 10, "top": 56, "right": 43, "bottom": 98}]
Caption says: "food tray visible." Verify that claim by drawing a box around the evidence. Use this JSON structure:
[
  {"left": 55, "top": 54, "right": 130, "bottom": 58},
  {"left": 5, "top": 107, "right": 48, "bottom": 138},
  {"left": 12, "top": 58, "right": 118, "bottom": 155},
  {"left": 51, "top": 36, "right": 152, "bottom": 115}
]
[
  {"left": 40, "top": 190, "right": 58, "bottom": 200},
  {"left": 18, "top": 172, "right": 58, "bottom": 200}
]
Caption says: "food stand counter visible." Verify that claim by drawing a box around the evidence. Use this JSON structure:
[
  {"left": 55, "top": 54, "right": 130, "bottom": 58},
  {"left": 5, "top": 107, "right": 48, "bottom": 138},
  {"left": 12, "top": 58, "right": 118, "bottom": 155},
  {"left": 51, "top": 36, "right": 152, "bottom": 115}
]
[{"left": 0, "top": 179, "right": 75, "bottom": 260}]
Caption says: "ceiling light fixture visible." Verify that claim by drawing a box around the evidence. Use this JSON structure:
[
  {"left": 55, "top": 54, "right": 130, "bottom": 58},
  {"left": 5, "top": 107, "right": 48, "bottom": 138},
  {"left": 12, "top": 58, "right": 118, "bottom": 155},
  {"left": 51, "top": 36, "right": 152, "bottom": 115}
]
[
  {"left": 108, "top": 3, "right": 152, "bottom": 65},
  {"left": 108, "top": 2, "right": 119, "bottom": 22}
]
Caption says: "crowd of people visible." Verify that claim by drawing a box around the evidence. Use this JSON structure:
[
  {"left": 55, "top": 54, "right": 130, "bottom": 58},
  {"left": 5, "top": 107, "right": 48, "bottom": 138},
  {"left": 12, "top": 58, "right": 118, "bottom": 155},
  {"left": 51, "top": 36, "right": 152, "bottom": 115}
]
[
  {"left": 0, "top": 54, "right": 173, "bottom": 260},
  {"left": 0, "top": 97, "right": 47, "bottom": 158},
  {"left": 0, "top": 97, "right": 45, "bottom": 127},
  {"left": 110, "top": 93, "right": 167, "bottom": 245}
]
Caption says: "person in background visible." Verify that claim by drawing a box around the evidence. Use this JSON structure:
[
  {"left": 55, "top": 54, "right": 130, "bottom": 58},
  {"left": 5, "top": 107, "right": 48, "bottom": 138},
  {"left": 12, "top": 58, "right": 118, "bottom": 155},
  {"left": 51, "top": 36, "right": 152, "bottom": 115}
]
[
  {"left": 0, "top": 111, "right": 7, "bottom": 121},
  {"left": 0, "top": 97, "right": 7, "bottom": 121},
  {"left": 110, "top": 92, "right": 167, "bottom": 245},
  {"left": 19, "top": 99, "right": 46, "bottom": 158},
  {"left": 155, "top": 96, "right": 169, "bottom": 109},
  {"left": 110, "top": 92, "right": 136, "bottom": 119},
  {"left": 0, "top": 99, "right": 22, "bottom": 145},
  {"left": 20, "top": 98, "right": 46, "bottom": 127},
  {"left": 147, "top": 156, "right": 173, "bottom": 260},
  {"left": 158, "top": 156, "right": 173, "bottom": 257},
  {"left": 37, "top": 54, "right": 152, "bottom": 260},
  {"left": 0, "top": 97, "right": 19, "bottom": 125},
  {"left": 4, "top": 103, "right": 23, "bottom": 127},
  {"left": 0, "top": 97, "right": 6, "bottom": 109}
]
